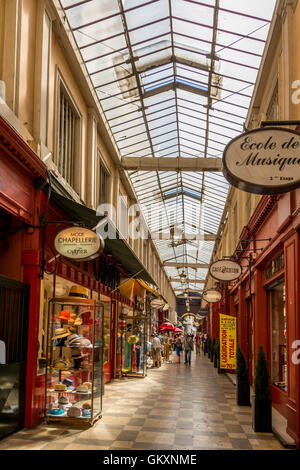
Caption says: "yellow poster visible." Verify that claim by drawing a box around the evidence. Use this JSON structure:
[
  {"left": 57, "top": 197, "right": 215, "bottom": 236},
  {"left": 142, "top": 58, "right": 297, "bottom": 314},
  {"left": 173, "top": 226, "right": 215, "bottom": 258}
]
[{"left": 220, "top": 314, "right": 236, "bottom": 370}]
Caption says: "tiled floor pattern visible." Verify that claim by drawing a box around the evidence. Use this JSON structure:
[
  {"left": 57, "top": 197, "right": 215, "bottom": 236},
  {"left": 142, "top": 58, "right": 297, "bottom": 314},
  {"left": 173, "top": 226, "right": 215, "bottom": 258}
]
[{"left": 0, "top": 352, "right": 284, "bottom": 450}]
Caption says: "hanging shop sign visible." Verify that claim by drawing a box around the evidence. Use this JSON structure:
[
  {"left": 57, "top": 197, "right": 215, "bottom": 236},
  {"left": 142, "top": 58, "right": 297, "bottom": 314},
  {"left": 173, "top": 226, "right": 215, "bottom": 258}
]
[
  {"left": 223, "top": 127, "right": 300, "bottom": 195},
  {"left": 220, "top": 314, "right": 236, "bottom": 370},
  {"left": 202, "top": 289, "right": 222, "bottom": 303},
  {"left": 209, "top": 259, "right": 242, "bottom": 282},
  {"left": 54, "top": 227, "right": 104, "bottom": 261}
]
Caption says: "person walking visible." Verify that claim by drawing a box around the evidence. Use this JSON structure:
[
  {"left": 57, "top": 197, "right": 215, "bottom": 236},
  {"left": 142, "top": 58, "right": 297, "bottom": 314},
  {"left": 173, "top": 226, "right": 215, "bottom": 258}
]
[
  {"left": 151, "top": 334, "right": 162, "bottom": 368},
  {"left": 175, "top": 335, "right": 182, "bottom": 363},
  {"left": 195, "top": 333, "right": 200, "bottom": 356},
  {"left": 184, "top": 333, "right": 194, "bottom": 365}
]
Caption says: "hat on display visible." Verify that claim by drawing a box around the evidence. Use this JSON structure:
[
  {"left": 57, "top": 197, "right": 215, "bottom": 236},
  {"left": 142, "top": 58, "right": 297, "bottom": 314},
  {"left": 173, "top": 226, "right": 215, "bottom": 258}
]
[
  {"left": 68, "top": 336, "right": 92, "bottom": 349},
  {"left": 75, "top": 384, "right": 89, "bottom": 393},
  {"left": 82, "top": 382, "right": 92, "bottom": 391},
  {"left": 58, "top": 396, "right": 69, "bottom": 405},
  {"left": 78, "top": 337, "right": 92, "bottom": 348},
  {"left": 54, "top": 383, "right": 67, "bottom": 392},
  {"left": 65, "top": 286, "right": 89, "bottom": 301},
  {"left": 66, "top": 334, "right": 80, "bottom": 347},
  {"left": 127, "top": 335, "right": 139, "bottom": 344},
  {"left": 82, "top": 401, "right": 91, "bottom": 409},
  {"left": 63, "top": 378, "right": 73, "bottom": 388},
  {"left": 52, "top": 328, "right": 71, "bottom": 340},
  {"left": 56, "top": 310, "right": 72, "bottom": 321},
  {"left": 82, "top": 409, "right": 91, "bottom": 417},
  {"left": 67, "top": 406, "right": 81, "bottom": 418},
  {"left": 53, "top": 359, "right": 69, "bottom": 371},
  {"left": 73, "top": 318, "right": 82, "bottom": 326},
  {"left": 49, "top": 408, "right": 65, "bottom": 416}
]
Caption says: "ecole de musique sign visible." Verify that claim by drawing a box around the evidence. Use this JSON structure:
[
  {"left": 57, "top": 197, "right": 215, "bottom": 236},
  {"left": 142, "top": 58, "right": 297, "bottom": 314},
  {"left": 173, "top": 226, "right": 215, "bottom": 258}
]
[{"left": 223, "top": 127, "right": 300, "bottom": 194}]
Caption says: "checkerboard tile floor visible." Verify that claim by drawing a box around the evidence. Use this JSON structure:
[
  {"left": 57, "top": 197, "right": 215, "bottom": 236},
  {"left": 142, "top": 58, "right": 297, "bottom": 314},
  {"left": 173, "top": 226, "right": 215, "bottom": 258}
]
[{"left": 0, "top": 352, "right": 285, "bottom": 450}]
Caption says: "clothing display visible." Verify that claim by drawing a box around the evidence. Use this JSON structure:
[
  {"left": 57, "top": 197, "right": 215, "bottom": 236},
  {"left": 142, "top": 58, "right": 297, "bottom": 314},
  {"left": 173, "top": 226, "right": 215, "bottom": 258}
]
[{"left": 120, "top": 301, "right": 147, "bottom": 377}]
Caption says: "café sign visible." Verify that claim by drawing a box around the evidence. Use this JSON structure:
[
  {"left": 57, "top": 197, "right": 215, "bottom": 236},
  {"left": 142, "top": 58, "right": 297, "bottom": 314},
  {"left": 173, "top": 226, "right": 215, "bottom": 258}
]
[
  {"left": 202, "top": 289, "right": 222, "bottom": 303},
  {"left": 54, "top": 227, "right": 104, "bottom": 261},
  {"left": 223, "top": 127, "right": 300, "bottom": 194},
  {"left": 210, "top": 259, "right": 242, "bottom": 282}
]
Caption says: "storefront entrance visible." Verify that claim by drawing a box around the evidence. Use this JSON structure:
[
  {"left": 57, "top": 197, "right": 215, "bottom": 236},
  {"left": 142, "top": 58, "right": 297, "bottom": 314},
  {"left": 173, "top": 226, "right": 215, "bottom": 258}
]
[{"left": 0, "top": 276, "right": 30, "bottom": 439}]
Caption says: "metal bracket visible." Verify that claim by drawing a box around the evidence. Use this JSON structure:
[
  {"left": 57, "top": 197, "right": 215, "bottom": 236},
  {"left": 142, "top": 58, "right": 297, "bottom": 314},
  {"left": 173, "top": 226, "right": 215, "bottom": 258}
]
[{"left": 260, "top": 120, "right": 300, "bottom": 127}]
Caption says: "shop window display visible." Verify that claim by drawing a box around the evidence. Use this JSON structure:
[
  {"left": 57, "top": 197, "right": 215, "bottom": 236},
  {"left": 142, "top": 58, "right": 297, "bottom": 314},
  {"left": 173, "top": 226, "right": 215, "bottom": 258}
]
[
  {"left": 45, "top": 286, "right": 104, "bottom": 426},
  {"left": 269, "top": 280, "right": 287, "bottom": 392},
  {"left": 102, "top": 300, "right": 110, "bottom": 366},
  {"left": 120, "top": 297, "right": 147, "bottom": 377}
]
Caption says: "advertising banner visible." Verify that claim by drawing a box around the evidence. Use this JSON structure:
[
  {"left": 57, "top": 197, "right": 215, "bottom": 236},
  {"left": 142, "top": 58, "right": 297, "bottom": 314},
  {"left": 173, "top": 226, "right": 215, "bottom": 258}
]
[{"left": 220, "top": 314, "right": 236, "bottom": 370}]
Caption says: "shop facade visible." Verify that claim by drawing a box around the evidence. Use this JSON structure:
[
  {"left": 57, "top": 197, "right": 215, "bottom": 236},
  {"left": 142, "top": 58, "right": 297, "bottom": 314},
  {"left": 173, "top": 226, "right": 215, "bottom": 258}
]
[
  {"left": 207, "top": 193, "right": 300, "bottom": 448},
  {"left": 0, "top": 115, "right": 46, "bottom": 438}
]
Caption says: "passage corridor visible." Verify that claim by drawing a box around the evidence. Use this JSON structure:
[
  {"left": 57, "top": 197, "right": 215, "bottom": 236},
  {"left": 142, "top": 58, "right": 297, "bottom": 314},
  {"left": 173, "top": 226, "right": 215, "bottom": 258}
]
[{"left": 0, "top": 353, "right": 284, "bottom": 451}]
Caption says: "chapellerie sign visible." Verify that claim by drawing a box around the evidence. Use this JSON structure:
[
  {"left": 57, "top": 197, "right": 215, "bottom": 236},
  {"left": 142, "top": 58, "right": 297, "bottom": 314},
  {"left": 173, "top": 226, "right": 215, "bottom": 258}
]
[
  {"left": 210, "top": 259, "right": 242, "bottom": 282},
  {"left": 54, "top": 227, "right": 104, "bottom": 261},
  {"left": 223, "top": 127, "right": 300, "bottom": 195}
]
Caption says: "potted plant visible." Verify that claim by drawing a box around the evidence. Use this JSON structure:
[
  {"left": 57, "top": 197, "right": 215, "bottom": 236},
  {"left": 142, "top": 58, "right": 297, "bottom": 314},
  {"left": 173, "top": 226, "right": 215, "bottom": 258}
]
[
  {"left": 207, "top": 337, "right": 211, "bottom": 359},
  {"left": 236, "top": 344, "right": 251, "bottom": 406},
  {"left": 204, "top": 335, "right": 208, "bottom": 355},
  {"left": 217, "top": 340, "right": 224, "bottom": 374},
  {"left": 214, "top": 340, "right": 218, "bottom": 368},
  {"left": 253, "top": 345, "right": 272, "bottom": 432},
  {"left": 210, "top": 338, "right": 215, "bottom": 362}
]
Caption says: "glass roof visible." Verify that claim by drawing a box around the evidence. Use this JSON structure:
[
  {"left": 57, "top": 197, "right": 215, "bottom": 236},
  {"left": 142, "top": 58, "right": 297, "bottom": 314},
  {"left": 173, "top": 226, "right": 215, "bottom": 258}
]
[{"left": 61, "top": 0, "right": 276, "bottom": 297}]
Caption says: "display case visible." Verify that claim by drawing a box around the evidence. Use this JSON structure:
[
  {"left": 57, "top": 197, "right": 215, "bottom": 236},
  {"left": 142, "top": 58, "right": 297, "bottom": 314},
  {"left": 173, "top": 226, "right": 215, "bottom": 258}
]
[
  {"left": 45, "top": 297, "right": 104, "bottom": 426},
  {"left": 120, "top": 299, "right": 147, "bottom": 377}
]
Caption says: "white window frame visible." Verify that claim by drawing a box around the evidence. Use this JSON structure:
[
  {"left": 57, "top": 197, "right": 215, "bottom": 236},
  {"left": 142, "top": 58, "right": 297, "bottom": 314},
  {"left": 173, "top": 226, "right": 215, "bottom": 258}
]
[{"left": 54, "top": 68, "right": 82, "bottom": 194}]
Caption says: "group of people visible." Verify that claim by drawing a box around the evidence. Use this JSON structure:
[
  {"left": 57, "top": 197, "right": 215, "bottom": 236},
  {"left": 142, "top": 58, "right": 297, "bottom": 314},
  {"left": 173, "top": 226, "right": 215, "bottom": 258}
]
[{"left": 151, "top": 331, "right": 208, "bottom": 367}]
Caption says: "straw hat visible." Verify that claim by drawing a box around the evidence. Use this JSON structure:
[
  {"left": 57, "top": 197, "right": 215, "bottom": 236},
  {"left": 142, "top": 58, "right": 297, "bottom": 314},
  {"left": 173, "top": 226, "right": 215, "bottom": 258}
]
[
  {"left": 59, "top": 285, "right": 90, "bottom": 302},
  {"left": 52, "top": 328, "right": 71, "bottom": 340},
  {"left": 75, "top": 384, "right": 89, "bottom": 394},
  {"left": 54, "top": 383, "right": 67, "bottom": 392},
  {"left": 127, "top": 335, "right": 139, "bottom": 344}
]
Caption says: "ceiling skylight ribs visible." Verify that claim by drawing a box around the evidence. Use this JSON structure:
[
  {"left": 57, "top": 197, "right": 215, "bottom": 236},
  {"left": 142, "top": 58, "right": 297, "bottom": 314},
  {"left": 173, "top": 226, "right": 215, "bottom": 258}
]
[{"left": 61, "top": 0, "right": 277, "bottom": 295}]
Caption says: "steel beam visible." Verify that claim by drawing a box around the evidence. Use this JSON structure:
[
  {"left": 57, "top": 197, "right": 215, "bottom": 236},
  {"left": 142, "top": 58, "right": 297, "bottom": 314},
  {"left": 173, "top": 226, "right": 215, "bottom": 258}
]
[
  {"left": 121, "top": 157, "right": 222, "bottom": 172},
  {"left": 164, "top": 262, "right": 210, "bottom": 268},
  {"left": 150, "top": 233, "right": 217, "bottom": 241},
  {"left": 169, "top": 278, "right": 206, "bottom": 284},
  {"left": 174, "top": 288, "right": 203, "bottom": 292}
]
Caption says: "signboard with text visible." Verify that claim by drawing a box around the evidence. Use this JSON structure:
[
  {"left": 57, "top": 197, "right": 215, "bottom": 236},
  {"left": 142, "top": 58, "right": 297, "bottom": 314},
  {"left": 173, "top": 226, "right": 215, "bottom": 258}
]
[
  {"left": 220, "top": 314, "right": 236, "bottom": 370},
  {"left": 223, "top": 127, "right": 300, "bottom": 195},
  {"left": 210, "top": 259, "right": 242, "bottom": 282},
  {"left": 54, "top": 227, "right": 104, "bottom": 261}
]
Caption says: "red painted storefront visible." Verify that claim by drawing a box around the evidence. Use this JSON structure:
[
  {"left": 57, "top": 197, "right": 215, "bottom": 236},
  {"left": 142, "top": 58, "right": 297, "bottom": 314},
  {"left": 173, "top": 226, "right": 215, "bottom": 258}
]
[
  {"left": 208, "top": 192, "right": 300, "bottom": 448},
  {"left": 0, "top": 115, "right": 134, "bottom": 430},
  {"left": 0, "top": 115, "right": 46, "bottom": 432}
]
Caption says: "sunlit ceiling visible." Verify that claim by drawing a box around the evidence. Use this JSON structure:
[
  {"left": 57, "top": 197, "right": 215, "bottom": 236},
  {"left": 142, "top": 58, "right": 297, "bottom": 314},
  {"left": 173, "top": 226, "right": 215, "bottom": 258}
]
[{"left": 61, "top": 0, "right": 277, "bottom": 298}]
